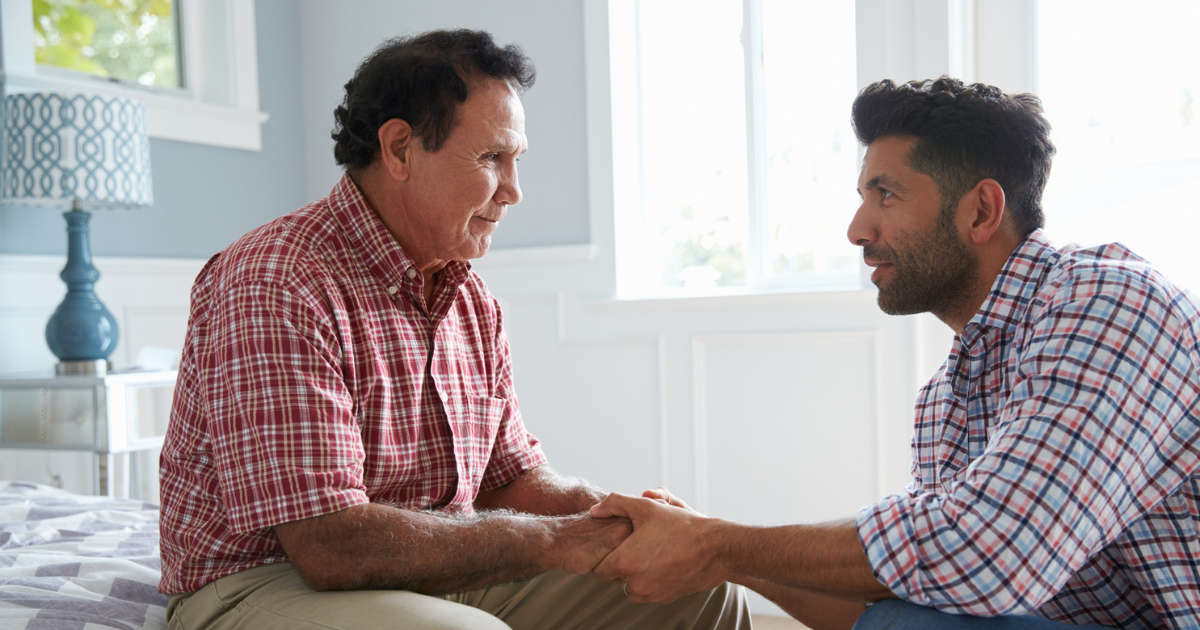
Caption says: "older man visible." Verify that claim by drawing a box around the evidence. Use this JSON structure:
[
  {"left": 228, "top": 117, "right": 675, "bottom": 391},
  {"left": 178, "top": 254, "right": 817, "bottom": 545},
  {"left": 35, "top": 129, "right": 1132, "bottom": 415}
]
[
  {"left": 591, "top": 78, "right": 1200, "bottom": 630},
  {"left": 158, "top": 30, "right": 747, "bottom": 630}
]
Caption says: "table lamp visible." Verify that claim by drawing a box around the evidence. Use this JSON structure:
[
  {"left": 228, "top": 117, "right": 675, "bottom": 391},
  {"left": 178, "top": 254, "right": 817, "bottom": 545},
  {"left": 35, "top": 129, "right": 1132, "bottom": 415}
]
[{"left": 2, "top": 93, "right": 153, "bottom": 375}]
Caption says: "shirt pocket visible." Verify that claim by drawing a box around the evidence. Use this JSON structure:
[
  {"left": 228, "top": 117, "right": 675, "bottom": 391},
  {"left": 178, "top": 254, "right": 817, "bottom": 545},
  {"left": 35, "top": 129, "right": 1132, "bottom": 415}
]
[{"left": 448, "top": 395, "right": 507, "bottom": 500}]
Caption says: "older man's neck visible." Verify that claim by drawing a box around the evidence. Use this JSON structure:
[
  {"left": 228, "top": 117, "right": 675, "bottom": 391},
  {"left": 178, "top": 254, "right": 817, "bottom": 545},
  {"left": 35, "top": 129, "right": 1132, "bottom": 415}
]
[{"left": 349, "top": 167, "right": 449, "bottom": 308}]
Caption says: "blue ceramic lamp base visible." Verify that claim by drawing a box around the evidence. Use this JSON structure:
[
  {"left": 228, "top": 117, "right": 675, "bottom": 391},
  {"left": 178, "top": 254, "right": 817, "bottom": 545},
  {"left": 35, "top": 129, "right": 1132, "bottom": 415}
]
[{"left": 45, "top": 205, "right": 120, "bottom": 375}]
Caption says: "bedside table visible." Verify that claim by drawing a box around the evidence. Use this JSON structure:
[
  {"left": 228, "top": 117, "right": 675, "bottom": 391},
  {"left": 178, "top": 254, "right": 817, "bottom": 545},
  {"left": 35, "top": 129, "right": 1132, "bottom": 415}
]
[{"left": 0, "top": 369, "right": 176, "bottom": 500}]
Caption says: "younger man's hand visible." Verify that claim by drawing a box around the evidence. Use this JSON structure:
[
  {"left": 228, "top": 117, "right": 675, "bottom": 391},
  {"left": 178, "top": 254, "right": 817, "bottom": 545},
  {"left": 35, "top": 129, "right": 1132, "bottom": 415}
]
[{"left": 590, "top": 492, "right": 728, "bottom": 604}]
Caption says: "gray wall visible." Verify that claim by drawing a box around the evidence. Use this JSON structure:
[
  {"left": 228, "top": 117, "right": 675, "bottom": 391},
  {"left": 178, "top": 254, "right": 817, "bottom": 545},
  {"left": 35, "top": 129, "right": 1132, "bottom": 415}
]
[
  {"left": 298, "top": 0, "right": 592, "bottom": 249},
  {"left": 0, "top": 0, "right": 308, "bottom": 259},
  {"left": 0, "top": 0, "right": 594, "bottom": 258}
]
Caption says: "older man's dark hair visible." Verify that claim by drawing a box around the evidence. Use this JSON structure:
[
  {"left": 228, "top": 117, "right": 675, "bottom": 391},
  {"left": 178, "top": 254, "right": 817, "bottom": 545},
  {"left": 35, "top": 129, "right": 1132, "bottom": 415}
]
[
  {"left": 332, "top": 29, "right": 536, "bottom": 170},
  {"left": 851, "top": 77, "right": 1055, "bottom": 238}
]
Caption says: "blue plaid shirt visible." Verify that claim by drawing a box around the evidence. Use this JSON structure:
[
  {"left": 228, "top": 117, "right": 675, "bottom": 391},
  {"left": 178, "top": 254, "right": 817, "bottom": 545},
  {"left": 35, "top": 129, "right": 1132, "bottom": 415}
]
[{"left": 858, "top": 230, "right": 1200, "bottom": 629}]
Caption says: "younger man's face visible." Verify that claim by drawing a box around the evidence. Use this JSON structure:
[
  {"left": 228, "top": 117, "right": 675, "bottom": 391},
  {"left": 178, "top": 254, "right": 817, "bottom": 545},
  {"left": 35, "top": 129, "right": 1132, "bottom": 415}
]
[{"left": 849, "top": 135, "right": 978, "bottom": 317}]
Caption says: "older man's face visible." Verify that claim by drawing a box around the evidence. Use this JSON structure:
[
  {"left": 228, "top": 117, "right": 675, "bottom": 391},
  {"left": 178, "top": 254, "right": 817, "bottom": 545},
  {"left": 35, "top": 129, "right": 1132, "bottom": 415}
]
[{"left": 404, "top": 78, "right": 527, "bottom": 263}]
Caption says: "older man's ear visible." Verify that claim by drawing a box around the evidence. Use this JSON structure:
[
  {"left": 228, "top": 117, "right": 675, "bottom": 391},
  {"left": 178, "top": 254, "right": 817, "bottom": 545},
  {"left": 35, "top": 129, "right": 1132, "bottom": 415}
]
[{"left": 376, "top": 118, "right": 416, "bottom": 183}]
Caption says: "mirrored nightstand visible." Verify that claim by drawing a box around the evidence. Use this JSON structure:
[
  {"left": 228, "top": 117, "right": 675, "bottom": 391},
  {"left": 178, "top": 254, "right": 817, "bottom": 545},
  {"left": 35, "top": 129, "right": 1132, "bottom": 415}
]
[{"left": 0, "top": 369, "right": 176, "bottom": 500}]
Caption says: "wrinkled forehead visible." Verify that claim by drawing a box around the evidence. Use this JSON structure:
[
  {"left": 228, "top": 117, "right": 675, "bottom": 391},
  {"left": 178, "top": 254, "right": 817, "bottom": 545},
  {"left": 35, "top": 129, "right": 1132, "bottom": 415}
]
[{"left": 453, "top": 77, "right": 528, "bottom": 150}]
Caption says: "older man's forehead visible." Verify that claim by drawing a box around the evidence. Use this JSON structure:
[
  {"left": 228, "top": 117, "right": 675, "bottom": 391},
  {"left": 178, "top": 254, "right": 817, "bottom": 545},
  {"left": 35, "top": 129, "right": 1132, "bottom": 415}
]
[{"left": 487, "top": 131, "right": 527, "bottom": 154}]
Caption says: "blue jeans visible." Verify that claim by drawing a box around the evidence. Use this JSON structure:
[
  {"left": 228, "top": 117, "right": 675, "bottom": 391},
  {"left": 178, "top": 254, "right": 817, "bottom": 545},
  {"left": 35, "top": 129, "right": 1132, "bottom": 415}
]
[{"left": 853, "top": 600, "right": 1111, "bottom": 629}]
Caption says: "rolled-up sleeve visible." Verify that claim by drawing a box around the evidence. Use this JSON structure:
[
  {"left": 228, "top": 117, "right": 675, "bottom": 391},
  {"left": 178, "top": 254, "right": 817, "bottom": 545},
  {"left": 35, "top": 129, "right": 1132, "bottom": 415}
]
[{"left": 207, "top": 282, "right": 370, "bottom": 534}]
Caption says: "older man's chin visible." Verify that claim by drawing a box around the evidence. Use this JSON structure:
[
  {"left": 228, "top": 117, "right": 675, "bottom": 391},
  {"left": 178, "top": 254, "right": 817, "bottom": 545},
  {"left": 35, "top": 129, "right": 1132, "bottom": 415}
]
[{"left": 466, "top": 236, "right": 493, "bottom": 261}]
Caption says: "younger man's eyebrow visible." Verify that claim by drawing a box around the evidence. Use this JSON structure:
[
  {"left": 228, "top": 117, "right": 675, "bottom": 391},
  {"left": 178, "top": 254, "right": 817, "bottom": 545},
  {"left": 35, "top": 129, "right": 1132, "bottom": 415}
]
[{"left": 860, "top": 173, "right": 906, "bottom": 195}]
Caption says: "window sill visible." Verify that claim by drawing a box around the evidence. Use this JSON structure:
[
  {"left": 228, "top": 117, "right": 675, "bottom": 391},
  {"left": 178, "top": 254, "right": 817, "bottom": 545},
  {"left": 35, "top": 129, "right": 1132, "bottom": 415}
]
[
  {"left": 1, "top": 71, "right": 270, "bottom": 152},
  {"left": 590, "top": 285, "right": 877, "bottom": 312}
]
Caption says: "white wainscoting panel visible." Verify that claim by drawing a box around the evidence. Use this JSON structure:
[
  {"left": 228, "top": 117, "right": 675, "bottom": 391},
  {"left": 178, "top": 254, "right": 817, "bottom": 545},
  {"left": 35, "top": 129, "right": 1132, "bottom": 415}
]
[
  {"left": 499, "top": 294, "right": 664, "bottom": 494},
  {"left": 124, "top": 305, "right": 193, "bottom": 366},
  {"left": 693, "top": 331, "right": 880, "bottom": 523},
  {"left": 0, "top": 255, "right": 204, "bottom": 373},
  {"left": 0, "top": 310, "right": 57, "bottom": 375},
  {"left": 0, "top": 254, "right": 202, "bottom": 487}
]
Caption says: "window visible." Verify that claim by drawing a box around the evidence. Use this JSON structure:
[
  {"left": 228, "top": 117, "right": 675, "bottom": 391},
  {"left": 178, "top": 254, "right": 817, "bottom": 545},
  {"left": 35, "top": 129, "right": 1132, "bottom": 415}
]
[
  {"left": 1035, "top": 0, "right": 1200, "bottom": 293},
  {"left": 34, "top": 0, "right": 182, "bottom": 89},
  {"left": 605, "top": 0, "right": 1200, "bottom": 299},
  {"left": 1, "top": 0, "right": 267, "bottom": 151},
  {"left": 610, "top": 0, "right": 861, "bottom": 298}
]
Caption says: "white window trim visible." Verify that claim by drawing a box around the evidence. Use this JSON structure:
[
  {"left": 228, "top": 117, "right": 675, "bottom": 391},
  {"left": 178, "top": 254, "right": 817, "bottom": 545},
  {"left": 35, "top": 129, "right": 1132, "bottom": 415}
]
[
  {"left": 0, "top": 0, "right": 269, "bottom": 151},
  {"left": 589, "top": 0, "right": 1040, "bottom": 300},
  {"left": 973, "top": 0, "right": 1038, "bottom": 94}
]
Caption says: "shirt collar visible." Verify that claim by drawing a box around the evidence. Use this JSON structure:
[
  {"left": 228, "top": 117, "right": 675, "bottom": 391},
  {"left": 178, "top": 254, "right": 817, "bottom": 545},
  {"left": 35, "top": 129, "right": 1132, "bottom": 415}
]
[
  {"left": 965, "top": 229, "right": 1060, "bottom": 336},
  {"left": 325, "top": 173, "right": 471, "bottom": 299}
]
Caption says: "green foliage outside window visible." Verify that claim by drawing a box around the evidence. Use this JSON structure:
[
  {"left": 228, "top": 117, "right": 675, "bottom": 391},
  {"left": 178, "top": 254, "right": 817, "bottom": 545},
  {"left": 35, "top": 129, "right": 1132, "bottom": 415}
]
[{"left": 33, "top": 0, "right": 179, "bottom": 89}]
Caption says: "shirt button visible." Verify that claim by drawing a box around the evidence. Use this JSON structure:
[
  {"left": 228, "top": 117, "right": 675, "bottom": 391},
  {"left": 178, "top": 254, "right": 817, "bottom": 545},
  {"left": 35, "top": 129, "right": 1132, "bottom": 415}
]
[
  {"left": 406, "top": 268, "right": 417, "bottom": 279},
  {"left": 387, "top": 285, "right": 398, "bottom": 295}
]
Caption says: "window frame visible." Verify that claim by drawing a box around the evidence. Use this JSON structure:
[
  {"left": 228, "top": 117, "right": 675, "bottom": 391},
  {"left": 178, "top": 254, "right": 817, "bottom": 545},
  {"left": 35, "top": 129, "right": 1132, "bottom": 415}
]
[
  {"left": 593, "top": 0, "right": 1041, "bottom": 300},
  {"left": 608, "top": 0, "right": 866, "bottom": 298},
  {"left": 0, "top": 0, "right": 268, "bottom": 151}
]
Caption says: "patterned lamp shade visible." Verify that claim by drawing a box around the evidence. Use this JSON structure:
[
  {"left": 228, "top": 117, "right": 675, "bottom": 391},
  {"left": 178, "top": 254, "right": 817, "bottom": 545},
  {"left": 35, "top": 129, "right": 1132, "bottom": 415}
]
[
  {"left": 2, "top": 93, "right": 152, "bottom": 208},
  {"left": 1, "top": 93, "right": 153, "bottom": 370}
]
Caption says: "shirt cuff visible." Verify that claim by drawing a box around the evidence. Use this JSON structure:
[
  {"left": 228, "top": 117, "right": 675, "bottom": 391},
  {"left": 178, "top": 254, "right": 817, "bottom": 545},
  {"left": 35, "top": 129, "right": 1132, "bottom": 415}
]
[
  {"left": 226, "top": 484, "right": 370, "bottom": 534},
  {"left": 480, "top": 444, "right": 549, "bottom": 493},
  {"left": 857, "top": 493, "right": 925, "bottom": 605}
]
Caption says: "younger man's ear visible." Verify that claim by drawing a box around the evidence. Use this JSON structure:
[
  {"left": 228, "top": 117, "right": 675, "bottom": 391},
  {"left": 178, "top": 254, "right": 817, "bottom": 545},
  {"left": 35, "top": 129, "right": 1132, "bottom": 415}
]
[
  {"left": 377, "top": 118, "right": 415, "bottom": 182},
  {"left": 964, "top": 178, "right": 1007, "bottom": 245}
]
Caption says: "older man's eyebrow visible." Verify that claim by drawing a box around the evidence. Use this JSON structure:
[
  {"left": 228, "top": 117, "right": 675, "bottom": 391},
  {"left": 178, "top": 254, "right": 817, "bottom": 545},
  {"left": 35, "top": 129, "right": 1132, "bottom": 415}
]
[{"left": 492, "top": 140, "right": 528, "bottom": 155}]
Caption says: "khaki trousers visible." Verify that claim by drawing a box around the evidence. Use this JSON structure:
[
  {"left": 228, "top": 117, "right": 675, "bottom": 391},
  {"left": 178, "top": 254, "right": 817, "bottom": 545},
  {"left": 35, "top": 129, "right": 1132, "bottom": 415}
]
[{"left": 167, "top": 562, "right": 751, "bottom": 630}]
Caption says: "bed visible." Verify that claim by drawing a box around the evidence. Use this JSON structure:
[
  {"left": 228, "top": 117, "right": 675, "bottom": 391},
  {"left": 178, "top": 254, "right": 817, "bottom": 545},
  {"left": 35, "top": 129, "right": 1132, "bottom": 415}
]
[{"left": 0, "top": 480, "right": 167, "bottom": 630}]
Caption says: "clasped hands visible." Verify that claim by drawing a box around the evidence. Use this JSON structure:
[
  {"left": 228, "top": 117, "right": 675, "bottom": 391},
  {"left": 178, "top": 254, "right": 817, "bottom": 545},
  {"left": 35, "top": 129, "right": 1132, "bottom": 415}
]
[{"left": 572, "top": 487, "right": 729, "bottom": 604}]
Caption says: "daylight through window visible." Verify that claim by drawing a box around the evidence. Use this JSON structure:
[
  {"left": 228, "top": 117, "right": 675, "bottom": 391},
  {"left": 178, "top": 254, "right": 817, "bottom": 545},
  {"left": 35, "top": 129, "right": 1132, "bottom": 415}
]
[
  {"left": 33, "top": 0, "right": 181, "bottom": 89},
  {"left": 1036, "top": 0, "right": 1200, "bottom": 293},
  {"left": 611, "top": 0, "right": 861, "bottom": 297}
]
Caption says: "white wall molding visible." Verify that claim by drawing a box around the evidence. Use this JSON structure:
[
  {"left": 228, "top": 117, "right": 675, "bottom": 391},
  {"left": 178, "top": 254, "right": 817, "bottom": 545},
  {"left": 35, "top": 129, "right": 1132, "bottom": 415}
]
[
  {"left": 0, "top": 254, "right": 207, "bottom": 276},
  {"left": 975, "top": 0, "right": 1039, "bottom": 93},
  {"left": 691, "top": 329, "right": 884, "bottom": 515},
  {"left": 586, "top": 287, "right": 880, "bottom": 315},
  {"left": 471, "top": 243, "right": 596, "bottom": 269},
  {"left": 0, "top": 254, "right": 204, "bottom": 373}
]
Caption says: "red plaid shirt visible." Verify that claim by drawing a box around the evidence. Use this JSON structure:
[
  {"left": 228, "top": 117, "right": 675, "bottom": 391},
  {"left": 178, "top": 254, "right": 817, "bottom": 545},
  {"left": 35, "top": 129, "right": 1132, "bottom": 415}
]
[
  {"left": 159, "top": 174, "right": 547, "bottom": 594},
  {"left": 858, "top": 231, "right": 1200, "bottom": 628}
]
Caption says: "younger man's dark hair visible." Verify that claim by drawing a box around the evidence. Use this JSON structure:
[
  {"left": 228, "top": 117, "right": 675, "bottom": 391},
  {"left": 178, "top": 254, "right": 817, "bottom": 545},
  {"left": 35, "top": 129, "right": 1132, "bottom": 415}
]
[
  {"left": 851, "top": 77, "right": 1055, "bottom": 237},
  {"left": 332, "top": 29, "right": 536, "bottom": 170}
]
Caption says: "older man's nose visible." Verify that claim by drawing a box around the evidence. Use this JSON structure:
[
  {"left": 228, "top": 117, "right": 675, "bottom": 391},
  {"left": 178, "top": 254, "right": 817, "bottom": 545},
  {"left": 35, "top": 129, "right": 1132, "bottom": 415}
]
[{"left": 497, "top": 169, "right": 522, "bottom": 206}]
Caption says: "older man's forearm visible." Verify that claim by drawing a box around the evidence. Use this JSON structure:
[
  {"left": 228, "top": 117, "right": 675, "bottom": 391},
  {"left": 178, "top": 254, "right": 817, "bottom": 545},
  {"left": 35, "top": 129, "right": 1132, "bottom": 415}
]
[
  {"left": 475, "top": 465, "right": 606, "bottom": 516},
  {"left": 274, "top": 502, "right": 629, "bottom": 594}
]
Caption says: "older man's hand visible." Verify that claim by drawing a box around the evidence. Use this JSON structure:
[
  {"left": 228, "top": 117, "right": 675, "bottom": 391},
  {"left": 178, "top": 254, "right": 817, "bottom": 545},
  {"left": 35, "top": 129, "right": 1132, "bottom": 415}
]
[
  {"left": 589, "top": 491, "right": 728, "bottom": 604},
  {"left": 549, "top": 513, "right": 634, "bottom": 575}
]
